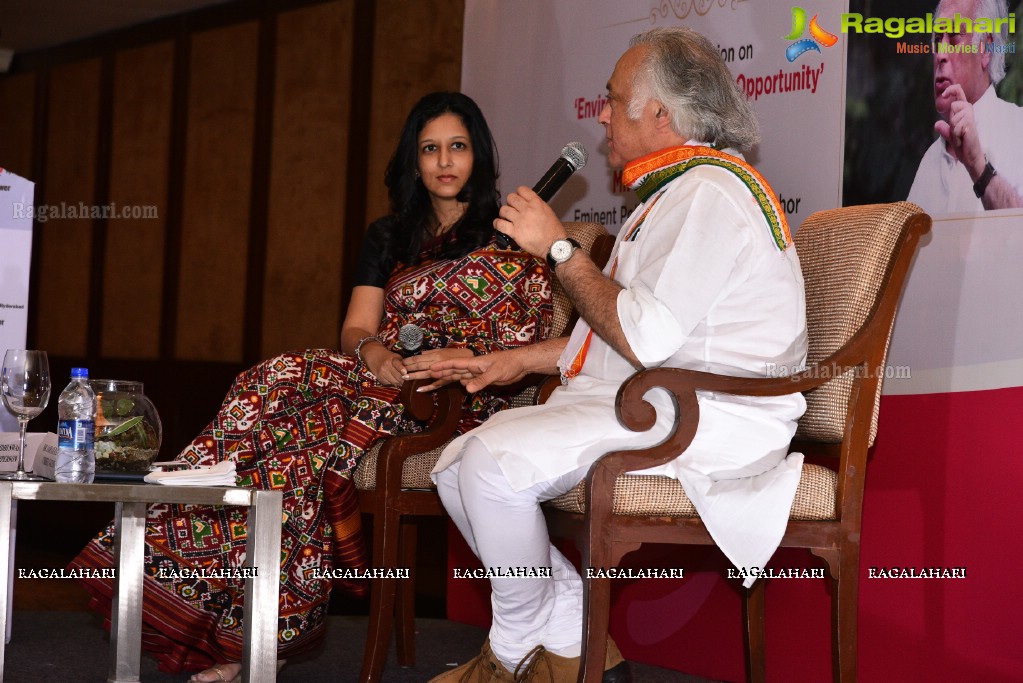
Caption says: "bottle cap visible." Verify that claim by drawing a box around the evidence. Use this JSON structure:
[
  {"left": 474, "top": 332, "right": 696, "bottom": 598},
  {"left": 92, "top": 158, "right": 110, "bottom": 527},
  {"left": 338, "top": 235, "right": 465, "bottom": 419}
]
[{"left": 71, "top": 367, "right": 89, "bottom": 378}]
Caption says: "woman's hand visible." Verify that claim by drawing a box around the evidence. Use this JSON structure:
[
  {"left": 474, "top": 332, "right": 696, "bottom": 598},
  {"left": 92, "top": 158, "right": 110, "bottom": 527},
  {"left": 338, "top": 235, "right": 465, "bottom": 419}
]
[
  {"left": 362, "top": 343, "right": 406, "bottom": 387},
  {"left": 400, "top": 347, "right": 475, "bottom": 387}
]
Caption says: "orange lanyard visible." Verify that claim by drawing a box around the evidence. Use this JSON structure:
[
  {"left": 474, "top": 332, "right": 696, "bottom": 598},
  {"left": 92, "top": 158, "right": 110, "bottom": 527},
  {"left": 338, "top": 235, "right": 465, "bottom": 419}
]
[{"left": 562, "top": 261, "right": 617, "bottom": 379}]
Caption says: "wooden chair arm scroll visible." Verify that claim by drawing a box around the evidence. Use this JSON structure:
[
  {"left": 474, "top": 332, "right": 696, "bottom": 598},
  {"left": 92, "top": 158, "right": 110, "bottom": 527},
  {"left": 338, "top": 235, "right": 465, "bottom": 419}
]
[
  {"left": 400, "top": 377, "right": 455, "bottom": 423},
  {"left": 370, "top": 380, "right": 464, "bottom": 492},
  {"left": 591, "top": 338, "right": 881, "bottom": 484},
  {"left": 396, "top": 378, "right": 463, "bottom": 450}
]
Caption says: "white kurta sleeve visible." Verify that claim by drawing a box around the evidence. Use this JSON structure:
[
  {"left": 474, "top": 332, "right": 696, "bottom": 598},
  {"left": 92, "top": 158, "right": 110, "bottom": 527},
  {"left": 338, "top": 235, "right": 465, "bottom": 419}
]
[{"left": 618, "top": 175, "right": 753, "bottom": 366}]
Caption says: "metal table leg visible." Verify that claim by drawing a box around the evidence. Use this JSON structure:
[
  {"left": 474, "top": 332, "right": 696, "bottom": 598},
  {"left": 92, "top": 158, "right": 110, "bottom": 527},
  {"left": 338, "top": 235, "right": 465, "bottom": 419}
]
[
  {"left": 241, "top": 490, "right": 282, "bottom": 683},
  {"left": 108, "top": 500, "right": 146, "bottom": 683},
  {"left": 0, "top": 483, "right": 283, "bottom": 681},
  {"left": 0, "top": 483, "right": 12, "bottom": 680}
]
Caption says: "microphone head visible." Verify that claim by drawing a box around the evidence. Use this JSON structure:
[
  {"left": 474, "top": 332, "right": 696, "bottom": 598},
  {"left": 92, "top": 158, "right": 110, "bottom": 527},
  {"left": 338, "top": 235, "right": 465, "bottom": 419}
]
[
  {"left": 560, "top": 142, "right": 588, "bottom": 171},
  {"left": 398, "top": 323, "right": 424, "bottom": 355}
]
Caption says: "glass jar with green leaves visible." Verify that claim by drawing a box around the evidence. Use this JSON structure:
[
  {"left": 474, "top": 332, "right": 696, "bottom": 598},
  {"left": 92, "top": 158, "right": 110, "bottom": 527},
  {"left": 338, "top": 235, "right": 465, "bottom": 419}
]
[{"left": 90, "top": 379, "right": 163, "bottom": 474}]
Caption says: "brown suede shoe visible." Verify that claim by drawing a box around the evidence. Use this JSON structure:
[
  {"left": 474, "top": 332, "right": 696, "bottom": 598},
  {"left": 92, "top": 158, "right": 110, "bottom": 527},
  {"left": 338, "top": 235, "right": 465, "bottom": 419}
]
[
  {"left": 508, "top": 638, "right": 630, "bottom": 682},
  {"left": 429, "top": 639, "right": 516, "bottom": 682}
]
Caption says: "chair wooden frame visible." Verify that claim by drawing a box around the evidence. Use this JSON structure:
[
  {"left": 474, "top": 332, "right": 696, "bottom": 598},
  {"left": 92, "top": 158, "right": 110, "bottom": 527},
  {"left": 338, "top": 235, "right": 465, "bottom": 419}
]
[
  {"left": 356, "top": 380, "right": 462, "bottom": 681},
  {"left": 356, "top": 223, "right": 615, "bottom": 682},
  {"left": 543, "top": 203, "right": 931, "bottom": 683}
]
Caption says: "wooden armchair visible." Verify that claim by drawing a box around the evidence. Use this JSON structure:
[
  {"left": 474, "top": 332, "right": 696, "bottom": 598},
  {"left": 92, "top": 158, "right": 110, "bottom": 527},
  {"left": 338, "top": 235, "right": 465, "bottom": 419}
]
[
  {"left": 541, "top": 202, "right": 931, "bottom": 683},
  {"left": 353, "top": 221, "right": 615, "bottom": 682}
]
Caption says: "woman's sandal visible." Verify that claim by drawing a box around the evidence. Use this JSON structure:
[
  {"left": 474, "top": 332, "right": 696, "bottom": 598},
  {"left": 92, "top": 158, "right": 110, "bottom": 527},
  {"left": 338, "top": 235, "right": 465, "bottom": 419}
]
[
  {"left": 189, "top": 659, "right": 286, "bottom": 683},
  {"left": 189, "top": 663, "right": 240, "bottom": 683}
]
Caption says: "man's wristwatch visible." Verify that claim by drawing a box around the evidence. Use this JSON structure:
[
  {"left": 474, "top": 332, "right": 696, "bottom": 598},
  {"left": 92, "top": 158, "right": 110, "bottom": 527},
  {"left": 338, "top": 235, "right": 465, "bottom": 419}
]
[
  {"left": 974, "top": 157, "right": 997, "bottom": 198},
  {"left": 546, "top": 237, "right": 581, "bottom": 270}
]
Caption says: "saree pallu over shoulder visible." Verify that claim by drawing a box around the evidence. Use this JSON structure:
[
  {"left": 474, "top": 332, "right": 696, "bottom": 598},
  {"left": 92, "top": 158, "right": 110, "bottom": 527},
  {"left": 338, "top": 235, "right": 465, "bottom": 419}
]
[
  {"left": 379, "top": 242, "right": 553, "bottom": 356},
  {"left": 68, "top": 242, "right": 553, "bottom": 673}
]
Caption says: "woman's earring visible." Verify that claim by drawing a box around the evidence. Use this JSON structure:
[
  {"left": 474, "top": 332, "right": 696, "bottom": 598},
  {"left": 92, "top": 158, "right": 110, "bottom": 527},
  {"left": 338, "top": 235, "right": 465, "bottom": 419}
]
[{"left": 415, "top": 170, "right": 420, "bottom": 178}]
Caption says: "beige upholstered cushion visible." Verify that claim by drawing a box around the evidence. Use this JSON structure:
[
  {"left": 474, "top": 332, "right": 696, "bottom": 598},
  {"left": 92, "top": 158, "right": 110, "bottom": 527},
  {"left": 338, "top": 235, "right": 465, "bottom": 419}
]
[
  {"left": 545, "top": 463, "right": 838, "bottom": 521},
  {"left": 794, "top": 202, "right": 922, "bottom": 445},
  {"left": 355, "top": 441, "right": 442, "bottom": 490},
  {"left": 537, "top": 206, "right": 921, "bottom": 523}
]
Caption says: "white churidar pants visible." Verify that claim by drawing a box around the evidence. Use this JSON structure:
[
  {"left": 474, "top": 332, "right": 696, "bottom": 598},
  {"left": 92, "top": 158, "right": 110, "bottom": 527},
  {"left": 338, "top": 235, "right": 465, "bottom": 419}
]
[{"left": 434, "top": 437, "right": 591, "bottom": 672}]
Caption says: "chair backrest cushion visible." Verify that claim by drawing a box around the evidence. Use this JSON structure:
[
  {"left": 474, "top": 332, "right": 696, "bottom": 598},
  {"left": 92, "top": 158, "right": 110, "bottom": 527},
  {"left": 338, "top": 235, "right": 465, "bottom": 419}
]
[{"left": 793, "top": 202, "right": 923, "bottom": 445}]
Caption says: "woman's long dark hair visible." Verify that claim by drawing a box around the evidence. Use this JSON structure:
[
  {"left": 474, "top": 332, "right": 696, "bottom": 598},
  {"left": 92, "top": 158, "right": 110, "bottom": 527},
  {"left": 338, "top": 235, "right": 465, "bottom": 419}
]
[{"left": 381, "top": 92, "right": 500, "bottom": 265}]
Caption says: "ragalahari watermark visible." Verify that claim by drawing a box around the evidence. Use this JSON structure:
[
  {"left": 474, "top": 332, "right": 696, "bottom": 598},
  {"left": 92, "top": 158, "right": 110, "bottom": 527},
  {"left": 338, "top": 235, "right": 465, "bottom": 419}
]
[{"left": 12, "top": 201, "right": 159, "bottom": 224}]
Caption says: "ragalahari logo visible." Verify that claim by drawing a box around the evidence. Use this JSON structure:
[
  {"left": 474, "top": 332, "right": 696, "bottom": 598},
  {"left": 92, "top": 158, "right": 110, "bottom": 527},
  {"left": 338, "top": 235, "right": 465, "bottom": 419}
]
[{"left": 784, "top": 7, "right": 838, "bottom": 62}]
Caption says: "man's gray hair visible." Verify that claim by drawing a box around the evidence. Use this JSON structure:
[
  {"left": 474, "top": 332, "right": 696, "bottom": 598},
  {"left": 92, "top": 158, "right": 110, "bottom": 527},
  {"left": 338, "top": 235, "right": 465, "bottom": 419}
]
[
  {"left": 936, "top": 0, "right": 1011, "bottom": 84},
  {"left": 627, "top": 27, "right": 760, "bottom": 152}
]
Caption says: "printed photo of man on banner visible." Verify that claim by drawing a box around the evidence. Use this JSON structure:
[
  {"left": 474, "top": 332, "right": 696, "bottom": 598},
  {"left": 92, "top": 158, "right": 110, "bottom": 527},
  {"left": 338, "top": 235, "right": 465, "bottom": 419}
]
[{"left": 844, "top": 0, "right": 1023, "bottom": 214}]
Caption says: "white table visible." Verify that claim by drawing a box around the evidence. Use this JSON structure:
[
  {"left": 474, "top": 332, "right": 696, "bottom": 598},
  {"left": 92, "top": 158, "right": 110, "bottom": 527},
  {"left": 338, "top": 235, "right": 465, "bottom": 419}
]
[{"left": 0, "top": 481, "right": 283, "bottom": 683}]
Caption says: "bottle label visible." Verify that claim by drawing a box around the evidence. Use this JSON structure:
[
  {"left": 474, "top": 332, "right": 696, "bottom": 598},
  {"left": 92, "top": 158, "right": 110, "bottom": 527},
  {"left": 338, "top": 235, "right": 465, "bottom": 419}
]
[{"left": 57, "top": 419, "right": 95, "bottom": 450}]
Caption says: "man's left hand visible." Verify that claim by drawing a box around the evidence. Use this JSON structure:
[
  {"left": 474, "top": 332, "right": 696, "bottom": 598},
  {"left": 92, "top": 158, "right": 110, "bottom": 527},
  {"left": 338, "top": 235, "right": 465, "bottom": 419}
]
[{"left": 495, "top": 187, "right": 567, "bottom": 258}]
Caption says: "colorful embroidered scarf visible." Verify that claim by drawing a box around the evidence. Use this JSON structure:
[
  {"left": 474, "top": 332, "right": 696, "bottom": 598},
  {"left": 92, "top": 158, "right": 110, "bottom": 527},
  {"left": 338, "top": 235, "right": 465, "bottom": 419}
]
[
  {"left": 564, "top": 145, "right": 791, "bottom": 379},
  {"left": 623, "top": 145, "right": 792, "bottom": 250}
]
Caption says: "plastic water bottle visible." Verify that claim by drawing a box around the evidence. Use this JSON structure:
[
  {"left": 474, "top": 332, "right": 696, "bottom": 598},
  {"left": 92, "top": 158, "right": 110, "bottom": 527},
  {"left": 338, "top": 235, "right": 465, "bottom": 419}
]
[{"left": 55, "top": 367, "right": 96, "bottom": 483}]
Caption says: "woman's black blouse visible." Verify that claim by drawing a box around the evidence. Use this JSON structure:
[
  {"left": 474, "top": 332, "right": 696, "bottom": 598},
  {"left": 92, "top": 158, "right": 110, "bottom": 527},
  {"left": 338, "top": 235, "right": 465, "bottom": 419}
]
[{"left": 353, "top": 219, "right": 396, "bottom": 288}]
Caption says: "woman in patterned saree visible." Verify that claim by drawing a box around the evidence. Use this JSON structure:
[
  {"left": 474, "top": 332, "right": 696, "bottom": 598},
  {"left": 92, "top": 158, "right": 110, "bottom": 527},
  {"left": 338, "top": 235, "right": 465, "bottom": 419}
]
[{"left": 69, "top": 92, "right": 554, "bottom": 683}]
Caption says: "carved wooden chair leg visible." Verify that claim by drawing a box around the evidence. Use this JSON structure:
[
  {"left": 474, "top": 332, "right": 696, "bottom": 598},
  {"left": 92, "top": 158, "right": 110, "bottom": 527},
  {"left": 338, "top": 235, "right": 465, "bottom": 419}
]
[
  {"left": 359, "top": 504, "right": 401, "bottom": 682},
  {"left": 395, "top": 518, "right": 418, "bottom": 666},
  {"left": 834, "top": 548, "right": 859, "bottom": 683},
  {"left": 578, "top": 516, "right": 614, "bottom": 683},
  {"left": 743, "top": 578, "right": 767, "bottom": 683},
  {"left": 579, "top": 576, "right": 613, "bottom": 683}
]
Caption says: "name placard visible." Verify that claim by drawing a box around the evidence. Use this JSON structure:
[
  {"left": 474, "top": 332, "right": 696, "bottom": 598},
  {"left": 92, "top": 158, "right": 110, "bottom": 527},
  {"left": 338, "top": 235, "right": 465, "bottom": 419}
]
[{"left": 0, "top": 432, "right": 58, "bottom": 479}]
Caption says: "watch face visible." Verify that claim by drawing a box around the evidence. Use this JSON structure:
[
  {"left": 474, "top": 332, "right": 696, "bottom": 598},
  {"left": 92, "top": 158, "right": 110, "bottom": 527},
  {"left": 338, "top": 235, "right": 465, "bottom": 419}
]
[{"left": 550, "top": 239, "right": 573, "bottom": 262}]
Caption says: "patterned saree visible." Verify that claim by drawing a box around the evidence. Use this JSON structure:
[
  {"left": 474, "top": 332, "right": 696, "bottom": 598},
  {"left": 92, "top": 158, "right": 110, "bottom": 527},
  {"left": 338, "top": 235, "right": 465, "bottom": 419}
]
[{"left": 69, "top": 241, "right": 553, "bottom": 673}]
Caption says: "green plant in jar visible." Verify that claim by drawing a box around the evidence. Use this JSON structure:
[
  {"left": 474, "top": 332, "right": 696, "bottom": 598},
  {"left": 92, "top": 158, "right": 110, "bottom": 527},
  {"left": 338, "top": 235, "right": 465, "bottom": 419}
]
[{"left": 92, "top": 380, "right": 162, "bottom": 473}]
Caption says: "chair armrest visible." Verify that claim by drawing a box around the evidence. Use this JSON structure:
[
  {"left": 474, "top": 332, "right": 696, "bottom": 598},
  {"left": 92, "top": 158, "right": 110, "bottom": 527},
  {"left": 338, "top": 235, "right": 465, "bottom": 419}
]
[
  {"left": 591, "top": 351, "right": 874, "bottom": 481},
  {"left": 375, "top": 380, "right": 464, "bottom": 471},
  {"left": 535, "top": 375, "right": 561, "bottom": 405},
  {"left": 399, "top": 378, "right": 453, "bottom": 422}
]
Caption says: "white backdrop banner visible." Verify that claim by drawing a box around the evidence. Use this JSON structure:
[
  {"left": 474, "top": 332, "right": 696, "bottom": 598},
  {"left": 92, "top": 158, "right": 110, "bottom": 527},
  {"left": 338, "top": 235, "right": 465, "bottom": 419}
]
[
  {"left": 0, "top": 167, "right": 34, "bottom": 431},
  {"left": 462, "top": 0, "right": 1023, "bottom": 395},
  {"left": 462, "top": 0, "right": 847, "bottom": 236}
]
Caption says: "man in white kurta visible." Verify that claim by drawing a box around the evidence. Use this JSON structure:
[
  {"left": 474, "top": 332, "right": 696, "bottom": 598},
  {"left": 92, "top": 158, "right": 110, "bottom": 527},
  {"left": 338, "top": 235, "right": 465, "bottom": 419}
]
[
  {"left": 907, "top": 0, "right": 1023, "bottom": 213},
  {"left": 426, "top": 27, "right": 807, "bottom": 682},
  {"left": 907, "top": 84, "right": 1023, "bottom": 213}
]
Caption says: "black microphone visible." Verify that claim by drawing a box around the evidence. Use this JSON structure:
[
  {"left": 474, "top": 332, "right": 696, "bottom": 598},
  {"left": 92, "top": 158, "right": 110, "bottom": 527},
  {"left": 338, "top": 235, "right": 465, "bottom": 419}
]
[
  {"left": 496, "top": 142, "right": 589, "bottom": 248},
  {"left": 398, "top": 323, "right": 424, "bottom": 358}
]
